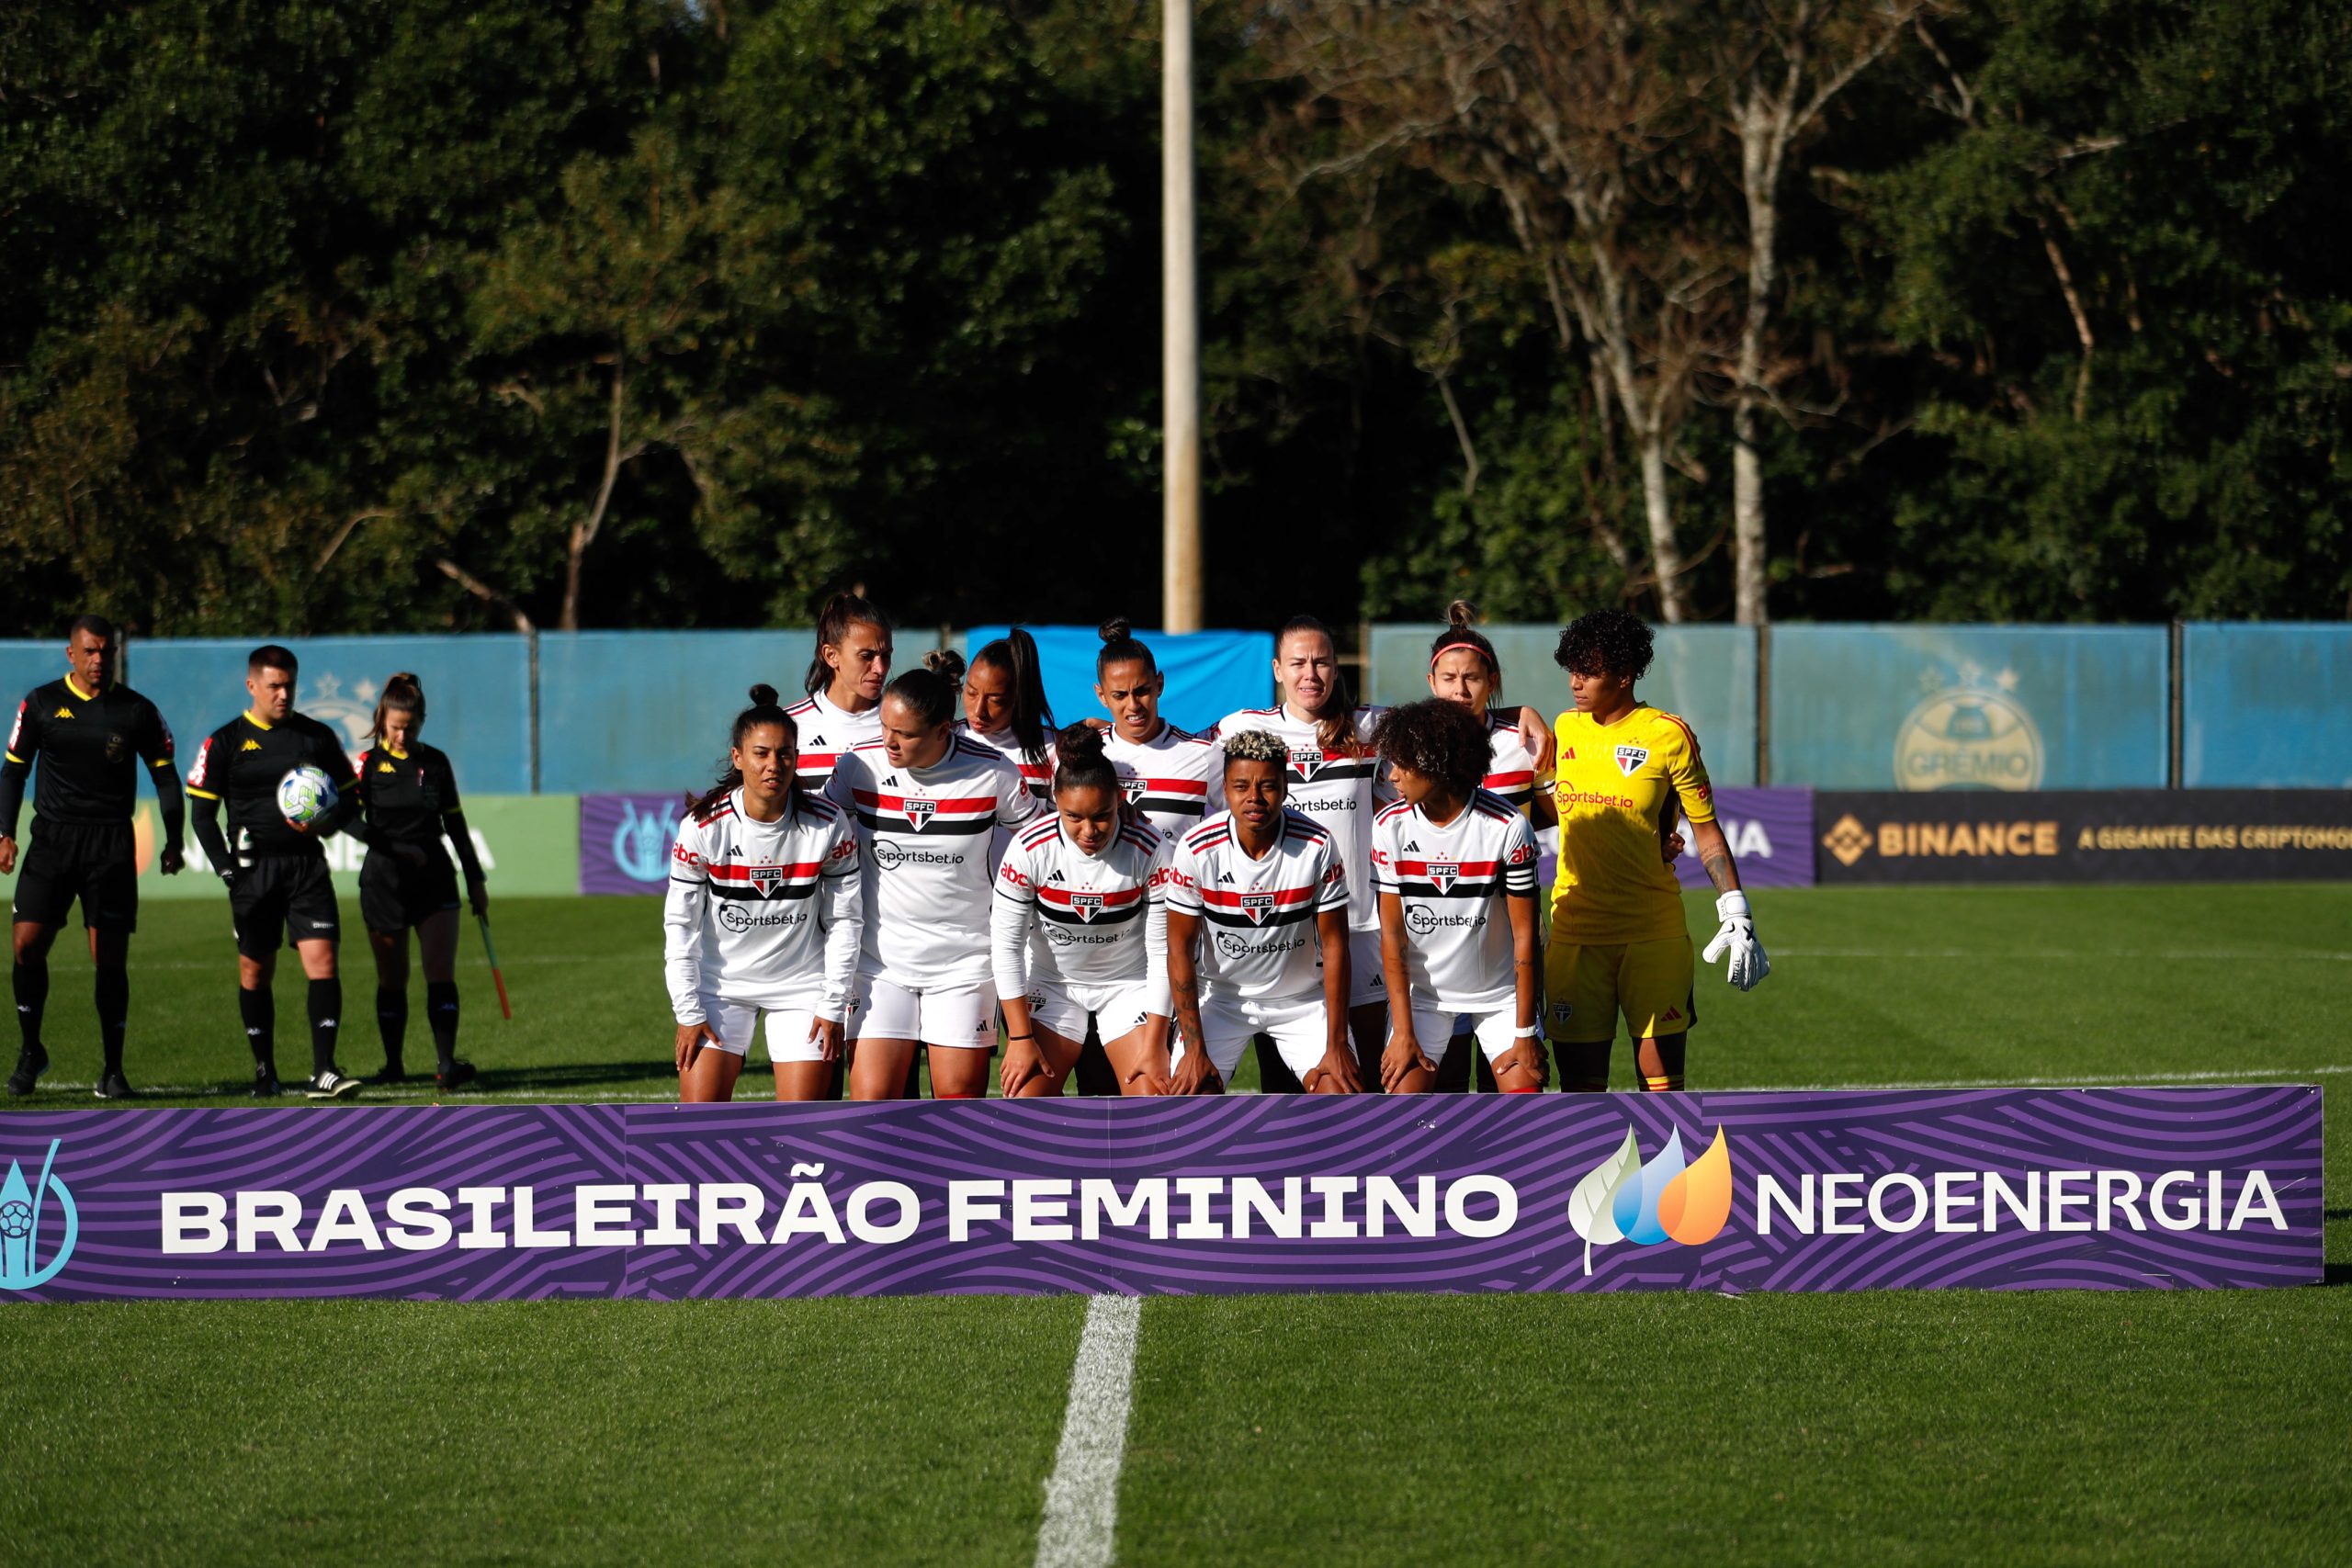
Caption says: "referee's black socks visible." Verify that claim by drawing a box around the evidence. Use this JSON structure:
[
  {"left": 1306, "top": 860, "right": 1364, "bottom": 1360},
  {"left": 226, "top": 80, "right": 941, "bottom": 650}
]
[
  {"left": 376, "top": 987, "right": 408, "bottom": 1070},
  {"left": 94, "top": 965, "right": 129, "bottom": 1075},
  {"left": 308, "top": 977, "right": 342, "bottom": 1077},
  {"left": 424, "top": 981, "right": 459, "bottom": 1073},
  {"left": 239, "top": 985, "right": 277, "bottom": 1076},
  {"left": 13, "top": 955, "right": 48, "bottom": 1050}
]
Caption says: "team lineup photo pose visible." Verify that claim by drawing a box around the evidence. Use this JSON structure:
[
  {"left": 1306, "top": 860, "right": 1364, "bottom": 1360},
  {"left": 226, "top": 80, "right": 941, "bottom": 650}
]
[
  {"left": 989, "top": 725, "right": 1172, "bottom": 1098},
  {"left": 1215, "top": 616, "right": 1553, "bottom": 1092},
  {"left": 353, "top": 673, "right": 488, "bottom": 1091},
  {"left": 186, "top": 645, "right": 368, "bottom": 1099},
  {"left": 1370, "top": 701, "right": 1545, "bottom": 1095},
  {"left": 1163, "top": 731, "right": 1355, "bottom": 1096},
  {"left": 827, "top": 656, "right": 1037, "bottom": 1100},
  {"left": 1547, "top": 610, "right": 1769, "bottom": 1095},
  {"left": 667, "top": 686, "right": 863, "bottom": 1103},
  {"left": 2, "top": 615, "right": 185, "bottom": 1100},
  {"left": 787, "top": 592, "right": 893, "bottom": 798}
]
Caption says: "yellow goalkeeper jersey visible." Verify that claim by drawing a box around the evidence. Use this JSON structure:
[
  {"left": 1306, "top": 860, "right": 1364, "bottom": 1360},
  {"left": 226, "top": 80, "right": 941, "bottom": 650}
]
[{"left": 1549, "top": 705, "right": 1715, "bottom": 945}]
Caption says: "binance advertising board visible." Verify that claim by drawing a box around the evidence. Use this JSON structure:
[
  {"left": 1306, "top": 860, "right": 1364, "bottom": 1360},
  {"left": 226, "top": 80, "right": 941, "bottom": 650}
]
[
  {"left": 0, "top": 1089, "right": 2319, "bottom": 1302},
  {"left": 1815, "top": 790, "right": 2352, "bottom": 884}
]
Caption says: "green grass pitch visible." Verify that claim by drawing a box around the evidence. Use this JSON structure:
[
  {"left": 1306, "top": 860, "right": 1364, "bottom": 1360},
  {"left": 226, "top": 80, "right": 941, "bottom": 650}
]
[{"left": 3, "top": 886, "right": 2346, "bottom": 1564}]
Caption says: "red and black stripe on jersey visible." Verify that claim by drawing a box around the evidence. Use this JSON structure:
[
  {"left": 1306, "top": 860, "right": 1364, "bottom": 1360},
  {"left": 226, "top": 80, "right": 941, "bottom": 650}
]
[
  {"left": 1016, "top": 819, "right": 1159, "bottom": 929},
  {"left": 1482, "top": 712, "right": 1538, "bottom": 811},
  {"left": 1182, "top": 815, "right": 1331, "bottom": 932},
  {"left": 1374, "top": 794, "right": 1521, "bottom": 899},
  {"left": 691, "top": 795, "right": 845, "bottom": 901},
  {"left": 849, "top": 742, "right": 1004, "bottom": 838}
]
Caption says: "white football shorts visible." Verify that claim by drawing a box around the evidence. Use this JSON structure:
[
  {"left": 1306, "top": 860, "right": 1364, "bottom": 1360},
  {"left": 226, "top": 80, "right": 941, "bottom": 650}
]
[
  {"left": 1174, "top": 990, "right": 1332, "bottom": 1083},
  {"left": 846, "top": 974, "right": 995, "bottom": 1051},
  {"left": 1345, "top": 927, "right": 1386, "bottom": 1010},
  {"left": 1028, "top": 979, "right": 1158, "bottom": 1043},
  {"left": 693, "top": 995, "right": 835, "bottom": 1065},
  {"left": 1405, "top": 1003, "right": 1522, "bottom": 1065}
]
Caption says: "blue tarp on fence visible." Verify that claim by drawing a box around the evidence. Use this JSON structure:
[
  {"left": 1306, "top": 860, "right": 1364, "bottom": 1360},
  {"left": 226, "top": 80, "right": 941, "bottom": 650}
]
[
  {"left": 958, "top": 626, "right": 1273, "bottom": 737},
  {"left": 537, "top": 630, "right": 814, "bottom": 795},
  {"left": 2182, "top": 623, "right": 2352, "bottom": 787}
]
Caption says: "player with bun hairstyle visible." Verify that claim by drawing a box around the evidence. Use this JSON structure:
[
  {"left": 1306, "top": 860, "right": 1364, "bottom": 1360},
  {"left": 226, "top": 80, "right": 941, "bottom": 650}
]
[
  {"left": 956, "top": 627, "right": 1057, "bottom": 802},
  {"left": 665, "top": 685, "right": 863, "bottom": 1103},
  {"left": 1214, "top": 616, "right": 1552, "bottom": 1092},
  {"left": 787, "top": 592, "right": 894, "bottom": 798},
  {"left": 989, "top": 724, "right": 1172, "bottom": 1097},
  {"left": 826, "top": 654, "right": 1037, "bottom": 1099},
  {"left": 1093, "top": 617, "right": 1222, "bottom": 837},
  {"left": 1369, "top": 701, "right": 1544, "bottom": 1094},
  {"left": 353, "top": 673, "right": 488, "bottom": 1090},
  {"left": 1162, "top": 730, "right": 1355, "bottom": 1095},
  {"left": 1547, "top": 609, "right": 1768, "bottom": 1096}
]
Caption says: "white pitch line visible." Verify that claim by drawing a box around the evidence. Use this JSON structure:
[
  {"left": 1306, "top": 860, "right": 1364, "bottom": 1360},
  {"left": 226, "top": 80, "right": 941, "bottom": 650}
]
[
  {"left": 1770, "top": 948, "right": 2352, "bottom": 961},
  {"left": 1713, "top": 1064, "right": 2352, "bottom": 1093},
  {"left": 1035, "top": 1293, "right": 1143, "bottom": 1568}
]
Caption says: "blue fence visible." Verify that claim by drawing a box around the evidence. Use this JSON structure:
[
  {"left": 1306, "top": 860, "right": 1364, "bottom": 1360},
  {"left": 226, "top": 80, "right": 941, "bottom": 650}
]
[
  {"left": 1367, "top": 624, "right": 1758, "bottom": 786},
  {"left": 2182, "top": 623, "right": 2352, "bottom": 787},
  {"left": 959, "top": 626, "right": 1273, "bottom": 737},
  {"left": 1770, "top": 625, "right": 2170, "bottom": 791},
  {"left": 6, "top": 624, "right": 2344, "bottom": 796}
]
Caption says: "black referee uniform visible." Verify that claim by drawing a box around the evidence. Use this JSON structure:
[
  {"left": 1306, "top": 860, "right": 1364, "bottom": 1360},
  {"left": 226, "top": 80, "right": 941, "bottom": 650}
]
[
  {"left": 354, "top": 739, "right": 485, "bottom": 1083},
  {"left": 187, "top": 709, "right": 366, "bottom": 1094},
  {"left": 2, "top": 676, "right": 184, "bottom": 1095}
]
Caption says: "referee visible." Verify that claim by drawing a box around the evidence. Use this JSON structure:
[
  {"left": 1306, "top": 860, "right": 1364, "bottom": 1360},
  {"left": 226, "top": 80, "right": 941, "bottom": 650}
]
[
  {"left": 2, "top": 615, "right": 185, "bottom": 1099},
  {"left": 186, "top": 645, "right": 368, "bottom": 1099}
]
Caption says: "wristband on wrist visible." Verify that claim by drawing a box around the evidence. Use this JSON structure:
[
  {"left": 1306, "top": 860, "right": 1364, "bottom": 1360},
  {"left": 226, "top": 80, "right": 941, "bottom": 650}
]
[
  {"left": 1007, "top": 1032, "right": 1034, "bottom": 1042},
  {"left": 1513, "top": 1024, "right": 1542, "bottom": 1039}
]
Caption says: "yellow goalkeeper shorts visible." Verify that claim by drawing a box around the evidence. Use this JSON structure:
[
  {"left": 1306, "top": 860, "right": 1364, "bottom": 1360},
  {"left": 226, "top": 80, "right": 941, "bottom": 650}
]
[{"left": 1544, "top": 934, "right": 1695, "bottom": 1044}]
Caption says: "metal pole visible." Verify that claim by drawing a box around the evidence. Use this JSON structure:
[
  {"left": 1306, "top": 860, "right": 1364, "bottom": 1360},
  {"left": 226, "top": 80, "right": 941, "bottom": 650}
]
[{"left": 1161, "top": 0, "right": 1203, "bottom": 633}]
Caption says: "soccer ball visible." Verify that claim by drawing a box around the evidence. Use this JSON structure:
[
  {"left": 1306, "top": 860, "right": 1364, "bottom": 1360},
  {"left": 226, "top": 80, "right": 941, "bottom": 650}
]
[{"left": 277, "top": 765, "right": 336, "bottom": 827}]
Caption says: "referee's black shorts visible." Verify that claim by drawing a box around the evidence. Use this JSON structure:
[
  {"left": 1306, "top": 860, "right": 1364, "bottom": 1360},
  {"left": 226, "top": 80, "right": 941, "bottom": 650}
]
[
  {"left": 229, "top": 853, "right": 341, "bottom": 958},
  {"left": 358, "top": 848, "right": 459, "bottom": 935},
  {"left": 10, "top": 820, "right": 140, "bottom": 932}
]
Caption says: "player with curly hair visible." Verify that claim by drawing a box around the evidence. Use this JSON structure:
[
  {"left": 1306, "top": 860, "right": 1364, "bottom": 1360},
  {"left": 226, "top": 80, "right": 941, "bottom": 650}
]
[
  {"left": 1369, "top": 701, "right": 1544, "bottom": 1094},
  {"left": 1547, "top": 610, "right": 1768, "bottom": 1095}
]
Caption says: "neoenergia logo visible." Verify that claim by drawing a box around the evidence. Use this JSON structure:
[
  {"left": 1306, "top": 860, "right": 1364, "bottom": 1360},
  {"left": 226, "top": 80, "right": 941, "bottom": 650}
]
[
  {"left": 0, "top": 1138, "right": 78, "bottom": 1291},
  {"left": 1567, "top": 1125, "right": 1732, "bottom": 1274}
]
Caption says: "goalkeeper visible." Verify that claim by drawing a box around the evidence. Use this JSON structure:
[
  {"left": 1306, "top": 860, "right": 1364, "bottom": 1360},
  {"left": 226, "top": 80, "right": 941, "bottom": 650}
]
[{"left": 1544, "top": 610, "right": 1768, "bottom": 1094}]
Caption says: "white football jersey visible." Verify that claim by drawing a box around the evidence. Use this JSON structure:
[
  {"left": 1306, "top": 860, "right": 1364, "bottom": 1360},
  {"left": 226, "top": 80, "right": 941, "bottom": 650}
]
[
  {"left": 1211, "top": 703, "right": 1389, "bottom": 932},
  {"left": 826, "top": 736, "right": 1037, "bottom": 987},
  {"left": 1480, "top": 710, "right": 1549, "bottom": 819},
  {"left": 786, "top": 688, "right": 881, "bottom": 798},
  {"left": 1370, "top": 791, "right": 1539, "bottom": 1011},
  {"left": 990, "top": 816, "right": 1171, "bottom": 1002},
  {"left": 956, "top": 721, "right": 1057, "bottom": 802},
  {"left": 1164, "top": 808, "right": 1348, "bottom": 1005},
  {"left": 663, "top": 788, "right": 864, "bottom": 1021},
  {"left": 1101, "top": 721, "right": 1223, "bottom": 838}
]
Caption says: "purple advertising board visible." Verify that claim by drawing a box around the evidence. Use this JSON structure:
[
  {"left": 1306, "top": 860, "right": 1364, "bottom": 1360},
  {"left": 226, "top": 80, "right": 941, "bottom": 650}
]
[
  {"left": 0, "top": 1089, "right": 2317, "bottom": 1302},
  {"left": 582, "top": 792, "right": 688, "bottom": 895},
  {"left": 1536, "top": 786, "right": 1815, "bottom": 893}
]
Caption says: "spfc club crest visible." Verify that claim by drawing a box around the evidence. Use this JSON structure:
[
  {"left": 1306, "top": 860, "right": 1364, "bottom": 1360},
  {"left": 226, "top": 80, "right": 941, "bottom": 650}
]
[
  {"left": 1614, "top": 745, "right": 1650, "bottom": 777},
  {"left": 749, "top": 863, "right": 784, "bottom": 897},
  {"left": 1426, "top": 858, "right": 1458, "bottom": 894},
  {"left": 902, "top": 795, "right": 936, "bottom": 831},
  {"left": 1069, "top": 891, "right": 1104, "bottom": 923},
  {"left": 1119, "top": 776, "right": 1148, "bottom": 804},
  {"left": 1290, "top": 747, "right": 1324, "bottom": 783},
  {"left": 1240, "top": 891, "right": 1275, "bottom": 925}
]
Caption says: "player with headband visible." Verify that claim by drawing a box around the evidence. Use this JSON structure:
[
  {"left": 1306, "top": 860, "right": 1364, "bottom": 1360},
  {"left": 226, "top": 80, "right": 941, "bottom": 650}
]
[
  {"left": 666, "top": 685, "right": 863, "bottom": 1102},
  {"left": 989, "top": 725, "right": 1172, "bottom": 1097},
  {"left": 827, "top": 654, "right": 1037, "bottom": 1099},
  {"left": 1369, "top": 701, "right": 1544, "bottom": 1093},
  {"left": 787, "top": 592, "right": 893, "bottom": 798},
  {"left": 1163, "top": 730, "right": 1355, "bottom": 1095},
  {"left": 1092, "top": 617, "right": 1222, "bottom": 837}
]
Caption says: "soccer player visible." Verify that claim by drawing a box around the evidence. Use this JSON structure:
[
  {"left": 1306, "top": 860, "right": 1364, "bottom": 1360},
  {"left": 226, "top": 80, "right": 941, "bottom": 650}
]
[
  {"left": 1369, "top": 701, "right": 1544, "bottom": 1094},
  {"left": 787, "top": 592, "right": 893, "bottom": 798},
  {"left": 826, "top": 656, "right": 1037, "bottom": 1100},
  {"left": 1547, "top": 609, "right": 1769, "bottom": 1095},
  {"left": 352, "top": 674, "right": 488, "bottom": 1091},
  {"left": 2, "top": 615, "right": 185, "bottom": 1099},
  {"left": 186, "top": 645, "right": 368, "bottom": 1099},
  {"left": 955, "top": 630, "right": 1057, "bottom": 802},
  {"left": 1163, "top": 731, "right": 1355, "bottom": 1095},
  {"left": 1425, "top": 602, "right": 1556, "bottom": 830},
  {"left": 1213, "top": 616, "right": 1552, "bottom": 1092},
  {"left": 666, "top": 685, "right": 863, "bottom": 1103},
  {"left": 989, "top": 725, "right": 1171, "bottom": 1098},
  {"left": 1093, "top": 617, "right": 1222, "bottom": 837}
]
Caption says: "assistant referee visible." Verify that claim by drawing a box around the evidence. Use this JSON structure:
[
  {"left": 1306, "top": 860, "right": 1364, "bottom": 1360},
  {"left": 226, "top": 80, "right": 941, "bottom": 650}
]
[{"left": 2, "top": 615, "right": 186, "bottom": 1099}]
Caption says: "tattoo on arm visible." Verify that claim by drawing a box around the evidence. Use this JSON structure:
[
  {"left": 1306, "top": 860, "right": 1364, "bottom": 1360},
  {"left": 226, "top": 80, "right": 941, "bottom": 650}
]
[{"left": 1702, "top": 847, "right": 1735, "bottom": 893}]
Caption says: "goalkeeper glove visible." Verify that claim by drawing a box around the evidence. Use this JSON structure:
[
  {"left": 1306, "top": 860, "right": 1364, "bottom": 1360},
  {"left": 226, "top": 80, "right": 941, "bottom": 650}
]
[{"left": 1701, "top": 890, "right": 1769, "bottom": 990}]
